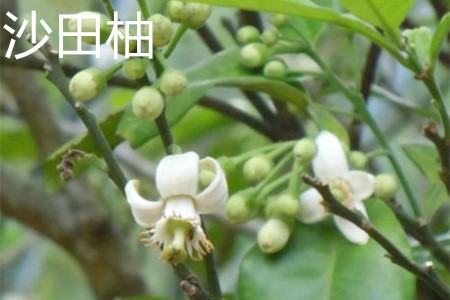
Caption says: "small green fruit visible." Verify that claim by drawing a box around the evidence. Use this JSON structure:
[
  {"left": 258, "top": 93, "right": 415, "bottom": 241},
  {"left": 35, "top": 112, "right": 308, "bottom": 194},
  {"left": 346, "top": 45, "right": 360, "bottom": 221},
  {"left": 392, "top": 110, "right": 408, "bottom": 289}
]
[
  {"left": 236, "top": 25, "right": 260, "bottom": 45},
  {"left": 243, "top": 155, "right": 273, "bottom": 183},
  {"left": 69, "top": 68, "right": 106, "bottom": 101},
  {"left": 122, "top": 58, "right": 147, "bottom": 80},
  {"left": 261, "top": 28, "right": 279, "bottom": 46},
  {"left": 160, "top": 69, "right": 187, "bottom": 96},
  {"left": 269, "top": 14, "right": 289, "bottom": 28},
  {"left": 374, "top": 174, "right": 398, "bottom": 200},
  {"left": 148, "top": 14, "right": 173, "bottom": 47},
  {"left": 263, "top": 59, "right": 288, "bottom": 78},
  {"left": 293, "top": 138, "right": 316, "bottom": 163},
  {"left": 266, "top": 194, "right": 300, "bottom": 217},
  {"left": 226, "top": 194, "right": 252, "bottom": 223},
  {"left": 349, "top": 151, "right": 369, "bottom": 169},
  {"left": 239, "top": 43, "right": 269, "bottom": 68},
  {"left": 257, "top": 218, "right": 290, "bottom": 253},
  {"left": 132, "top": 87, "right": 165, "bottom": 120}
]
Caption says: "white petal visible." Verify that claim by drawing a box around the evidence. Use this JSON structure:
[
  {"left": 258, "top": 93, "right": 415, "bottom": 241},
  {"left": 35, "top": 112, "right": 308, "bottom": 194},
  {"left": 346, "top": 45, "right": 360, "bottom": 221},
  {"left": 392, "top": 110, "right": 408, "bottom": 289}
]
[
  {"left": 333, "top": 202, "right": 369, "bottom": 245},
  {"left": 164, "top": 196, "right": 199, "bottom": 222},
  {"left": 125, "top": 180, "right": 164, "bottom": 227},
  {"left": 195, "top": 157, "right": 228, "bottom": 214},
  {"left": 344, "top": 170, "right": 375, "bottom": 201},
  {"left": 156, "top": 152, "right": 199, "bottom": 198},
  {"left": 312, "top": 131, "right": 349, "bottom": 181},
  {"left": 297, "top": 188, "right": 328, "bottom": 223}
]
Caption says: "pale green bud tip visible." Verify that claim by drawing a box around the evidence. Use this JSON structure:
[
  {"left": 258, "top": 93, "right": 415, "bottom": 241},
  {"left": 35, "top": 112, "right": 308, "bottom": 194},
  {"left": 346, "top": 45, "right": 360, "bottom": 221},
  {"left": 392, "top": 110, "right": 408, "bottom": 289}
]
[
  {"left": 374, "top": 174, "right": 398, "bottom": 200},
  {"left": 148, "top": 14, "right": 173, "bottom": 47},
  {"left": 132, "top": 87, "right": 165, "bottom": 120},
  {"left": 269, "top": 14, "right": 289, "bottom": 28},
  {"left": 257, "top": 218, "right": 290, "bottom": 253},
  {"left": 349, "top": 151, "right": 368, "bottom": 169},
  {"left": 226, "top": 194, "right": 252, "bottom": 223},
  {"left": 123, "top": 58, "right": 147, "bottom": 80},
  {"left": 261, "top": 28, "right": 278, "bottom": 46},
  {"left": 243, "top": 155, "right": 273, "bottom": 183},
  {"left": 115, "top": 27, "right": 137, "bottom": 54},
  {"left": 167, "top": 1, "right": 212, "bottom": 29},
  {"left": 240, "top": 43, "right": 269, "bottom": 68},
  {"left": 263, "top": 60, "right": 287, "bottom": 78},
  {"left": 293, "top": 138, "right": 316, "bottom": 163},
  {"left": 68, "top": 11, "right": 110, "bottom": 44},
  {"left": 266, "top": 194, "right": 300, "bottom": 217},
  {"left": 69, "top": 68, "right": 106, "bottom": 101},
  {"left": 199, "top": 169, "right": 215, "bottom": 189},
  {"left": 160, "top": 69, "right": 187, "bottom": 96},
  {"left": 236, "top": 26, "right": 260, "bottom": 45}
]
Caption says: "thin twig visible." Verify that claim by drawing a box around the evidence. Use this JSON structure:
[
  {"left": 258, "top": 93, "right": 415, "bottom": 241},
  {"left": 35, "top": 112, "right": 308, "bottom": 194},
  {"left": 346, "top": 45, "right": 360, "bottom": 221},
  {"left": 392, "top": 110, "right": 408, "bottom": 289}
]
[
  {"left": 302, "top": 174, "right": 450, "bottom": 300},
  {"left": 197, "top": 25, "right": 223, "bottom": 53},
  {"left": 424, "top": 122, "right": 450, "bottom": 193},
  {"left": 201, "top": 219, "right": 222, "bottom": 300}
]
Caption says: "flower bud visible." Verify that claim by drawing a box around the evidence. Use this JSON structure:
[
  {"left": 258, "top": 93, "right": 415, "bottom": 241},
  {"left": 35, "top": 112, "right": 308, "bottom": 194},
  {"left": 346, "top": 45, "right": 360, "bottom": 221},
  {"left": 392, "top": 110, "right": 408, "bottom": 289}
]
[
  {"left": 261, "top": 28, "right": 279, "bottom": 46},
  {"left": 226, "top": 194, "right": 252, "bottom": 223},
  {"left": 132, "top": 87, "right": 165, "bottom": 120},
  {"left": 257, "top": 218, "right": 290, "bottom": 253},
  {"left": 269, "top": 14, "right": 289, "bottom": 28},
  {"left": 199, "top": 169, "right": 215, "bottom": 189},
  {"left": 69, "top": 68, "right": 106, "bottom": 101},
  {"left": 239, "top": 43, "right": 269, "bottom": 68},
  {"left": 266, "top": 194, "right": 300, "bottom": 217},
  {"left": 263, "top": 59, "right": 288, "bottom": 78},
  {"left": 159, "top": 69, "right": 187, "bottom": 96},
  {"left": 122, "top": 58, "right": 147, "bottom": 80},
  {"left": 148, "top": 14, "right": 173, "bottom": 47},
  {"left": 67, "top": 11, "right": 110, "bottom": 44},
  {"left": 293, "top": 138, "right": 316, "bottom": 164},
  {"left": 115, "top": 27, "right": 137, "bottom": 55},
  {"left": 236, "top": 25, "right": 260, "bottom": 45},
  {"left": 374, "top": 174, "right": 398, "bottom": 200},
  {"left": 243, "top": 155, "right": 273, "bottom": 183},
  {"left": 167, "top": 1, "right": 212, "bottom": 29},
  {"left": 349, "top": 151, "right": 368, "bottom": 169}
]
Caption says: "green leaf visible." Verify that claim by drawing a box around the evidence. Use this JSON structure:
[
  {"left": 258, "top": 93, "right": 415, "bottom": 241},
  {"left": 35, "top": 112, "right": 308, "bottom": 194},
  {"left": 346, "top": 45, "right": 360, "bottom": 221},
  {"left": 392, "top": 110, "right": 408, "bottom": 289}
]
[
  {"left": 238, "top": 201, "right": 415, "bottom": 300},
  {"left": 0, "top": 116, "right": 37, "bottom": 159},
  {"left": 338, "top": 0, "right": 414, "bottom": 28},
  {"left": 402, "top": 143, "right": 440, "bottom": 181},
  {"left": 430, "top": 13, "right": 450, "bottom": 71},
  {"left": 42, "top": 110, "right": 124, "bottom": 192}
]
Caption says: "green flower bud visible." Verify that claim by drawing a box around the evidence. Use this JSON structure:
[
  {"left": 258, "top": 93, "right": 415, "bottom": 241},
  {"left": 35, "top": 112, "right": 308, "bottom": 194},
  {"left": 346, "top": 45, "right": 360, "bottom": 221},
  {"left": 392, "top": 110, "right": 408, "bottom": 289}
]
[
  {"left": 261, "top": 28, "right": 279, "bottom": 46},
  {"left": 269, "top": 14, "right": 289, "bottom": 28},
  {"left": 243, "top": 155, "right": 273, "bottom": 183},
  {"left": 293, "top": 138, "right": 316, "bottom": 164},
  {"left": 122, "top": 58, "right": 147, "bottom": 80},
  {"left": 148, "top": 14, "right": 173, "bottom": 47},
  {"left": 199, "top": 169, "right": 215, "bottom": 189},
  {"left": 236, "top": 25, "right": 260, "bottom": 45},
  {"left": 226, "top": 194, "right": 252, "bottom": 223},
  {"left": 69, "top": 68, "right": 106, "bottom": 101},
  {"left": 67, "top": 11, "right": 110, "bottom": 44},
  {"left": 402, "top": 27, "right": 432, "bottom": 68},
  {"left": 159, "top": 69, "right": 187, "bottom": 96},
  {"left": 257, "top": 218, "right": 290, "bottom": 253},
  {"left": 349, "top": 151, "right": 368, "bottom": 169},
  {"left": 217, "top": 156, "right": 238, "bottom": 174},
  {"left": 167, "top": 1, "right": 212, "bottom": 29},
  {"left": 374, "top": 174, "right": 398, "bottom": 200},
  {"left": 266, "top": 194, "right": 300, "bottom": 217},
  {"left": 263, "top": 59, "right": 288, "bottom": 78},
  {"left": 132, "top": 87, "right": 165, "bottom": 120},
  {"left": 115, "top": 27, "right": 137, "bottom": 55},
  {"left": 239, "top": 43, "right": 269, "bottom": 68}
]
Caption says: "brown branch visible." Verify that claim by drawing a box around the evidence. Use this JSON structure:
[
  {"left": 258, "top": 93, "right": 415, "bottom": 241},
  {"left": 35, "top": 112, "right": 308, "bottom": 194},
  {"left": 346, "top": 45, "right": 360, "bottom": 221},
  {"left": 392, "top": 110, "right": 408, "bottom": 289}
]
[
  {"left": 302, "top": 174, "right": 450, "bottom": 299},
  {"left": 424, "top": 122, "right": 450, "bottom": 193},
  {"left": 197, "top": 25, "right": 223, "bottom": 53}
]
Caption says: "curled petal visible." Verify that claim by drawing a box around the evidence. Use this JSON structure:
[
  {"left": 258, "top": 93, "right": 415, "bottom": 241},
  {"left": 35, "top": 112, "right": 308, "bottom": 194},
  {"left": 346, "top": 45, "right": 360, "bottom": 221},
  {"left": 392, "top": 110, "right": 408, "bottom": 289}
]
[
  {"left": 297, "top": 188, "right": 328, "bottom": 223},
  {"left": 156, "top": 152, "right": 199, "bottom": 198},
  {"left": 313, "top": 131, "right": 349, "bottom": 181},
  {"left": 344, "top": 170, "right": 375, "bottom": 201},
  {"left": 195, "top": 157, "right": 228, "bottom": 214},
  {"left": 164, "top": 197, "right": 198, "bottom": 222},
  {"left": 333, "top": 202, "right": 369, "bottom": 245},
  {"left": 125, "top": 180, "right": 164, "bottom": 227}
]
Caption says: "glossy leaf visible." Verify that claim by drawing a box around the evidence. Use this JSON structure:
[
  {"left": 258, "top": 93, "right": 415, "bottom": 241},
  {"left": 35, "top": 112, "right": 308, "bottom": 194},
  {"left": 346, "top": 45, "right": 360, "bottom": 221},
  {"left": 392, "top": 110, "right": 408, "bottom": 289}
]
[
  {"left": 339, "top": 0, "right": 414, "bottom": 28},
  {"left": 402, "top": 143, "right": 440, "bottom": 181},
  {"left": 238, "top": 201, "right": 414, "bottom": 300}
]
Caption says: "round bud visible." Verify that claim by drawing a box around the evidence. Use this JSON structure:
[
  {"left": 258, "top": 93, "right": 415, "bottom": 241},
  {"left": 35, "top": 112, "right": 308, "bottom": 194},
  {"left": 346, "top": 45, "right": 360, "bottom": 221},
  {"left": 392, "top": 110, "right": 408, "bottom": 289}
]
[
  {"left": 168, "top": 1, "right": 188, "bottom": 23},
  {"left": 236, "top": 25, "right": 260, "bottom": 45},
  {"left": 263, "top": 60, "right": 288, "bottom": 78},
  {"left": 148, "top": 14, "right": 173, "bottom": 47},
  {"left": 239, "top": 43, "right": 269, "bottom": 68},
  {"left": 293, "top": 138, "right": 316, "bottom": 164},
  {"left": 266, "top": 194, "right": 300, "bottom": 217},
  {"left": 243, "top": 155, "right": 273, "bottom": 183},
  {"left": 349, "top": 151, "right": 368, "bottom": 169},
  {"left": 114, "top": 27, "right": 137, "bottom": 55},
  {"left": 261, "top": 28, "right": 279, "bottom": 46},
  {"left": 67, "top": 11, "right": 110, "bottom": 44},
  {"left": 199, "top": 169, "right": 215, "bottom": 189},
  {"left": 69, "top": 68, "right": 106, "bottom": 101},
  {"left": 122, "top": 58, "right": 147, "bottom": 80},
  {"left": 184, "top": 3, "right": 212, "bottom": 29},
  {"left": 374, "top": 174, "right": 398, "bottom": 200},
  {"left": 257, "top": 218, "right": 290, "bottom": 253},
  {"left": 159, "top": 69, "right": 187, "bottom": 96},
  {"left": 269, "top": 14, "right": 289, "bottom": 28},
  {"left": 226, "top": 194, "right": 252, "bottom": 223},
  {"left": 217, "top": 156, "right": 238, "bottom": 174},
  {"left": 132, "top": 87, "right": 165, "bottom": 120}
]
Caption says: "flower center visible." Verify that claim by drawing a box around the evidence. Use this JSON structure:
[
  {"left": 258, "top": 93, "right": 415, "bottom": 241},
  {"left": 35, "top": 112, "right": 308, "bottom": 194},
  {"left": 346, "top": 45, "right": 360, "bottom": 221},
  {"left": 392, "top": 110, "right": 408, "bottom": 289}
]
[{"left": 329, "top": 179, "right": 354, "bottom": 208}]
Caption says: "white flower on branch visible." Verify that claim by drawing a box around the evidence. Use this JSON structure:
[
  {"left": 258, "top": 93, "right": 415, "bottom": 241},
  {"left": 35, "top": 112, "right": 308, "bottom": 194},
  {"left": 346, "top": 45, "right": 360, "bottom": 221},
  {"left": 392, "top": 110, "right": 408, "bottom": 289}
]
[
  {"left": 125, "top": 152, "right": 228, "bottom": 264},
  {"left": 298, "top": 131, "right": 375, "bottom": 245}
]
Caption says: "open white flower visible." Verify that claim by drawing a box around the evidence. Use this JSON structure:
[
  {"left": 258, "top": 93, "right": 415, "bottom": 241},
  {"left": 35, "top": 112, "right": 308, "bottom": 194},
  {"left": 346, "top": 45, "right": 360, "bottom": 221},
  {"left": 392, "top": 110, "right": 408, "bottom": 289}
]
[
  {"left": 297, "top": 131, "right": 375, "bottom": 245},
  {"left": 125, "top": 151, "right": 228, "bottom": 264}
]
